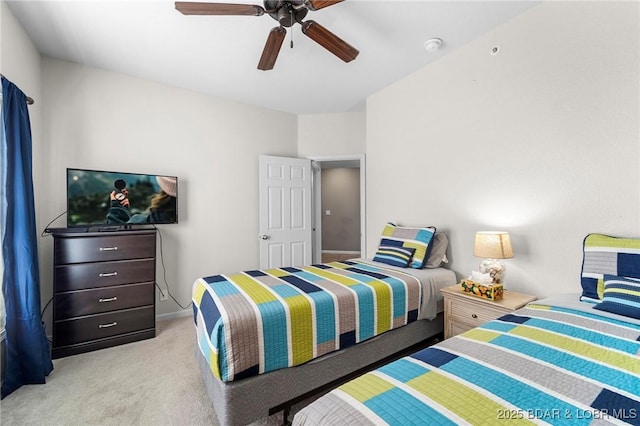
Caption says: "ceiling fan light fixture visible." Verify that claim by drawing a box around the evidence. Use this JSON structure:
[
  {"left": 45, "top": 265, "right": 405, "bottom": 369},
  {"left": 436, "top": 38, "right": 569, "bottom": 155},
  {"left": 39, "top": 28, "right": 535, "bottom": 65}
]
[
  {"left": 277, "top": 7, "right": 291, "bottom": 25},
  {"left": 424, "top": 38, "right": 442, "bottom": 52}
]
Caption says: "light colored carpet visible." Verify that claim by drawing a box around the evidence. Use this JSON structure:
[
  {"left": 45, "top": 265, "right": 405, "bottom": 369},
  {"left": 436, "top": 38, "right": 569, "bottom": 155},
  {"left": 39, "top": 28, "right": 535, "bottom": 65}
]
[{"left": 0, "top": 316, "right": 298, "bottom": 426}]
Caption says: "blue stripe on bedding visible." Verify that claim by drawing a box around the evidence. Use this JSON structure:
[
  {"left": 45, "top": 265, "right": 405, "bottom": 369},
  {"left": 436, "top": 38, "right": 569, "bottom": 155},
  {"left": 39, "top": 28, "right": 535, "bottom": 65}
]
[
  {"left": 307, "top": 291, "right": 336, "bottom": 344},
  {"left": 351, "top": 284, "right": 375, "bottom": 340},
  {"left": 217, "top": 323, "right": 229, "bottom": 380},
  {"left": 485, "top": 317, "right": 640, "bottom": 355},
  {"left": 350, "top": 264, "right": 413, "bottom": 319},
  {"left": 346, "top": 267, "right": 391, "bottom": 281},
  {"left": 365, "top": 388, "right": 457, "bottom": 426},
  {"left": 259, "top": 300, "right": 289, "bottom": 372},
  {"left": 592, "top": 389, "right": 640, "bottom": 426},
  {"left": 491, "top": 334, "right": 639, "bottom": 395},
  {"left": 281, "top": 275, "right": 323, "bottom": 293},
  {"left": 392, "top": 282, "right": 406, "bottom": 320},
  {"left": 294, "top": 271, "right": 325, "bottom": 283},
  {"left": 270, "top": 283, "right": 303, "bottom": 299},
  {"left": 198, "top": 291, "right": 219, "bottom": 337},
  {"left": 411, "top": 347, "right": 458, "bottom": 368},
  {"left": 379, "top": 358, "right": 431, "bottom": 383}
]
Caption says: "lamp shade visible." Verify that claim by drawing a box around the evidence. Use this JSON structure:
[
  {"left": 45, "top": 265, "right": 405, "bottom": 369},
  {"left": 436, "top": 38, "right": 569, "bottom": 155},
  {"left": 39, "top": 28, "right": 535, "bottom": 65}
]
[{"left": 474, "top": 231, "right": 513, "bottom": 259}]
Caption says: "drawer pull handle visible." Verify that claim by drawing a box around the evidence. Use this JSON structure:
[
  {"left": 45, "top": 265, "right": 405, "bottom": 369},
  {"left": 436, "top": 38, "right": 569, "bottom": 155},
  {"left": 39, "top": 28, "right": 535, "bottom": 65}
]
[
  {"left": 471, "top": 314, "right": 478, "bottom": 319},
  {"left": 99, "top": 247, "right": 118, "bottom": 251},
  {"left": 99, "top": 272, "right": 118, "bottom": 277},
  {"left": 99, "top": 322, "right": 118, "bottom": 329},
  {"left": 99, "top": 297, "right": 118, "bottom": 303}
]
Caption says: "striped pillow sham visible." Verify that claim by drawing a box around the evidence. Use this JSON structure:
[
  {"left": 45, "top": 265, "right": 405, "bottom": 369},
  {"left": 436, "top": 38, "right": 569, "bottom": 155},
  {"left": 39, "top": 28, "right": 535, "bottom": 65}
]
[
  {"left": 580, "top": 233, "right": 640, "bottom": 303},
  {"left": 594, "top": 274, "right": 640, "bottom": 319},
  {"left": 378, "top": 222, "right": 436, "bottom": 269},
  {"left": 373, "top": 246, "right": 416, "bottom": 268}
]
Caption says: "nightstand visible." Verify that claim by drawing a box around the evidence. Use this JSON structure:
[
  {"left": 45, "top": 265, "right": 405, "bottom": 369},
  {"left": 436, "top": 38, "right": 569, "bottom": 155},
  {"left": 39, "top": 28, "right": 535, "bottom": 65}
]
[{"left": 441, "top": 284, "right": 536, "bottom": 339}]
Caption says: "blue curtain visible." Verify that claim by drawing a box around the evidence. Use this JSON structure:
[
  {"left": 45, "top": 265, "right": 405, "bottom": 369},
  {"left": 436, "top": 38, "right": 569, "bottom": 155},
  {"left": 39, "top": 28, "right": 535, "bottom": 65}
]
[{"left": 1, "top": 77, "right": 53, "bottom": 398}]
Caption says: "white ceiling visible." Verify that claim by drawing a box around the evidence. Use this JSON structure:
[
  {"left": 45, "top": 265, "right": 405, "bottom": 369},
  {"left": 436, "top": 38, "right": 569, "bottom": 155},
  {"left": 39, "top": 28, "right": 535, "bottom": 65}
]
[{"left": 7, "top": 0, "right": 537, "bottom": 114}]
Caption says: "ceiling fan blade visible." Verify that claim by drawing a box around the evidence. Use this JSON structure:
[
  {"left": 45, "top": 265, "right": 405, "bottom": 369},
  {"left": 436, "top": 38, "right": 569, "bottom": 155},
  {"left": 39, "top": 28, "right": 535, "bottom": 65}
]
[
  {"left": 301, "top": 20, "right": 359, "bottom": 63},
  {"left": 175, "top": 2, "right": 265, "bottom": 16},
  {"left": 258, "top": 27, "right": 287, "bottom": 71},
  {"left": 305, "top": 0, "right": 344, "bottom": 11}
]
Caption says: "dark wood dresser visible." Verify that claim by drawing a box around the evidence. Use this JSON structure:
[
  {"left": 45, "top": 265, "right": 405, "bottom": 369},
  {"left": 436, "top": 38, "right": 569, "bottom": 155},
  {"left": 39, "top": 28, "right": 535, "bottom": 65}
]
[{"left": 51, "top": 229, "right": 156, "bottom": 358}]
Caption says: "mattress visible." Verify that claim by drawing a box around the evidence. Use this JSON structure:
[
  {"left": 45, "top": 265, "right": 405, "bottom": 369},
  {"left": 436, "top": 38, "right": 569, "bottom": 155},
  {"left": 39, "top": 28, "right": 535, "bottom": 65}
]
[
  {"left": 293, "top": 294, "right": 640, "bottom": 425},
  {"left": 193, "top": 259, "right": 455, "bottom": 383}
]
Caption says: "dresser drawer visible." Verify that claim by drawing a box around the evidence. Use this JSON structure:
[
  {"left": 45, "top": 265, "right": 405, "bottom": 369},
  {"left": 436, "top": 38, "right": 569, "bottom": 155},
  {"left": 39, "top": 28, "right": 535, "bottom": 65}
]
[
  {"left": 54, "top": 282, "right": 154, "bottom": 319},
  {"left": 53, "top": 306, "right": 155, "bottom": 347},
  {"left": 55, "top": 233, "right": 155, "bottom": 264},
  {"left": 54, "top": 258, "right": 155, "bottom": 292},
  {"left": 448, "top": 297, "right": 507, "bottom": 329}
]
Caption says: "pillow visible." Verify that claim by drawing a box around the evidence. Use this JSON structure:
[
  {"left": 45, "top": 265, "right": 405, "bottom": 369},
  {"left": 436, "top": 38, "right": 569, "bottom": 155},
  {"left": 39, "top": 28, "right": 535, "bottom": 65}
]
[
  {"left": 580, "top": 234, "right": 640, "bottom": 303},
  {"left": 593, "top": 274, "right": 640, "bottom": 319},
  {"left": 424, "top": 232, "right": 449, "bottom": 268},
  {"left": 378, "top": 222, "right": 436, "bottom": 269},
  {"left": 372, "top": 246, "right": 416, "bottom": 268}
]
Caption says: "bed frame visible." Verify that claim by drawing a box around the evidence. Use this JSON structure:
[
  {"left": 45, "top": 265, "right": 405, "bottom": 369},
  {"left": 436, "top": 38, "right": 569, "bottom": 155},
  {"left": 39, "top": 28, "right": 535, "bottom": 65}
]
[{"left": 196, "top": 312, "right": 444, "bottom": 425}]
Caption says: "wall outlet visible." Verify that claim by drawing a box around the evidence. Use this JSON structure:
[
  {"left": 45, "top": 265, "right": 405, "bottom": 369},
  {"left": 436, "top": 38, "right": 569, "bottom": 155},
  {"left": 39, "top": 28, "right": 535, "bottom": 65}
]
[{"left": 159, "top": 289, "right": 168, "bottom": 301}]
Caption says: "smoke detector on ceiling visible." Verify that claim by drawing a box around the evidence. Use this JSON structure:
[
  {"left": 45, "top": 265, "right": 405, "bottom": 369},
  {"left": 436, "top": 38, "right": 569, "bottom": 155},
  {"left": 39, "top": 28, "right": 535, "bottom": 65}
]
[{"left": 424, "top": 38, "right": 442, "bottom": 52}]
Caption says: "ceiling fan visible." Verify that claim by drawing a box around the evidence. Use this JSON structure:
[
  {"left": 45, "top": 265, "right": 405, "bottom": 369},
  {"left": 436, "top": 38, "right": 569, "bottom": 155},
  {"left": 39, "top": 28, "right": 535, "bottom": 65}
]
[{"left": 175, "top": 1, "right": 359, "bottom": 70}]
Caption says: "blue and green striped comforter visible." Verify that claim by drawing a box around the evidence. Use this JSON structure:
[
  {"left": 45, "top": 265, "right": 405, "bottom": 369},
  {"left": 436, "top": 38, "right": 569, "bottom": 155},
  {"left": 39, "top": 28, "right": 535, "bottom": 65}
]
[
  {"left": 294, "top": 301, "right": 640, "bottom": 425},
  {"left": 193, "top": 260, "right": 424, "bottom": 382}
]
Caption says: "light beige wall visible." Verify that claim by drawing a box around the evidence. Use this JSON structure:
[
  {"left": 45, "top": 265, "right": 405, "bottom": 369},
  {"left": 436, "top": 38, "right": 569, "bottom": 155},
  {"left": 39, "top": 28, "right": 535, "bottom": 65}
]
[
  {"left": 40, "top": 58, "right": 298, "bottom": 316},
  {"left": 297, "top": 111, "right": 365, "bottom": 157},
  {"left": 366, "top": 1, "right": 639, "bottom": 298},
  {"left": 321, "top": 168, "right": 360, "bottom": 251}
]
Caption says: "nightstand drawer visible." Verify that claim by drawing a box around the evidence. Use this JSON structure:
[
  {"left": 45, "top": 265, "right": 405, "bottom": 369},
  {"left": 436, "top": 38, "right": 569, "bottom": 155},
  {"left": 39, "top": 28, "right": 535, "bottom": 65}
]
[
  {"left": 54, "top": 282, "right": 154, "bottom": 319},
  {"left": 442, "top": 284, "right": 537, "bottom": 339},
  {"left": 448, "top": 297, "right": 508, "bottom": 328},
  {"left": 54, "top": 258, "right": 155, "bottom": 291}
]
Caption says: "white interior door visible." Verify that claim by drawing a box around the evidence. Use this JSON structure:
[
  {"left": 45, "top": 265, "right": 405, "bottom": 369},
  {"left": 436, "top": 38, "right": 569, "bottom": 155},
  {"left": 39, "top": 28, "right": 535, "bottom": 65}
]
[{"left": 259, "top": 155, "right": 312, "bottom": 269}]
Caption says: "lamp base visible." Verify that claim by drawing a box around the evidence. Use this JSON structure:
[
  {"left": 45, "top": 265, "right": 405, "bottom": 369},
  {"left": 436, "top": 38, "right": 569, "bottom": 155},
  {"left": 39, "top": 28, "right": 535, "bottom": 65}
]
[{"left": 479, "top": 259, "right": 506, "bottom": 284}]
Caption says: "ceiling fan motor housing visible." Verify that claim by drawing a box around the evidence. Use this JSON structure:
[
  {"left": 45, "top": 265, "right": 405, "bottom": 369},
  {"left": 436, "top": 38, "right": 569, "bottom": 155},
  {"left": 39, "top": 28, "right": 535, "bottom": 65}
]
[{"left": 265, "top": 0, "right": 308, "bottom": 27}]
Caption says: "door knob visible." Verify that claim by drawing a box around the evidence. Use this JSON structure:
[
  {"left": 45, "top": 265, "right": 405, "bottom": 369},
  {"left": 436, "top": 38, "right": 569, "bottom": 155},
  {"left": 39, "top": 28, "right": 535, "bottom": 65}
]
[{"left": 259, "top": 234, "right": 270, "bottom": 240}]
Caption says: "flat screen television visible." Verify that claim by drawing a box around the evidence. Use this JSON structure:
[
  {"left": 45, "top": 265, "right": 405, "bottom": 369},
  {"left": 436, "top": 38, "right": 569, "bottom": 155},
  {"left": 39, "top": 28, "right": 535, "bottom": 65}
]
[{"left": 67, "top": 168, "right": 178, "bottom": 228}]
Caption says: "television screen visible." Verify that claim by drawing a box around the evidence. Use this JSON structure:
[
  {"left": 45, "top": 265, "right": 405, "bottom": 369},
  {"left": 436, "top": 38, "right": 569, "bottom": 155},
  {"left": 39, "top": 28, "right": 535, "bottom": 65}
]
[{"left": 67, "top": 168, "right": 178, "bottom": 227}]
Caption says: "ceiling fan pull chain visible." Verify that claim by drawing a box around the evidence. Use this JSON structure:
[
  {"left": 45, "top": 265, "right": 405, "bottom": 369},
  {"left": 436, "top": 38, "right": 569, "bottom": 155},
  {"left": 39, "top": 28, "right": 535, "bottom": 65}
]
[{"left": 290, "top": 10, "right": 294, "bottom": 48}]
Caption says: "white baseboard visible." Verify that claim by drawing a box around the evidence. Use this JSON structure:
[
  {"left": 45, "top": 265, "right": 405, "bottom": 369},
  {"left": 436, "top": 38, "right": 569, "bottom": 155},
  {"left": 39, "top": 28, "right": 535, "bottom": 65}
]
[{"left": 156, "top": 309, "right": 192, "bottom": 322}]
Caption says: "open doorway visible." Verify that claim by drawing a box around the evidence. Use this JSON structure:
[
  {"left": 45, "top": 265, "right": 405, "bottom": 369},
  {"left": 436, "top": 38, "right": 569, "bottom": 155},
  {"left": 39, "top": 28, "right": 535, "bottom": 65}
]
[{"left": 310, "top": 154, "right": 365, "bottom": 264}]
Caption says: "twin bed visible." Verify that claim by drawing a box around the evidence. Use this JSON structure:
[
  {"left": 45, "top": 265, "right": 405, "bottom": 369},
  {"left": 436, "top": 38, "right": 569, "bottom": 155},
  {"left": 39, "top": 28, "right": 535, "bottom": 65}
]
[
  {"left": 294, "top": 294, "right": 640, "bottom": 425},
  {"left": 192, "top": 224, "right": 454, "bottom": 425},
  {"left": 293, "top": 233, "right": 640, "bottom": 425},
  {"left": 193, "top": 230, "right": 640, "bottom": 425}
]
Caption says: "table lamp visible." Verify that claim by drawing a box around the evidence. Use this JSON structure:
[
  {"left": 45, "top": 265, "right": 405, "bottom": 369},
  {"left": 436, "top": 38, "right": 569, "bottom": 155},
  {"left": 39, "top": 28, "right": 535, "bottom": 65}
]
[{"left": 474, "top": 231, "right": 513, "bottom": 284}]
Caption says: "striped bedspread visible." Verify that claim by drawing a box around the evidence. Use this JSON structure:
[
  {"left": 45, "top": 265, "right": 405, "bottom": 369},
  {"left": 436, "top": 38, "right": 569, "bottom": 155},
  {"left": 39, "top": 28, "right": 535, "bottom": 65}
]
[
  {"left": 294, "top": 302, "right": 640, "bottom": 425},
  {"left": 193, "top": 260, "right": 424, "bottom": 382}
]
